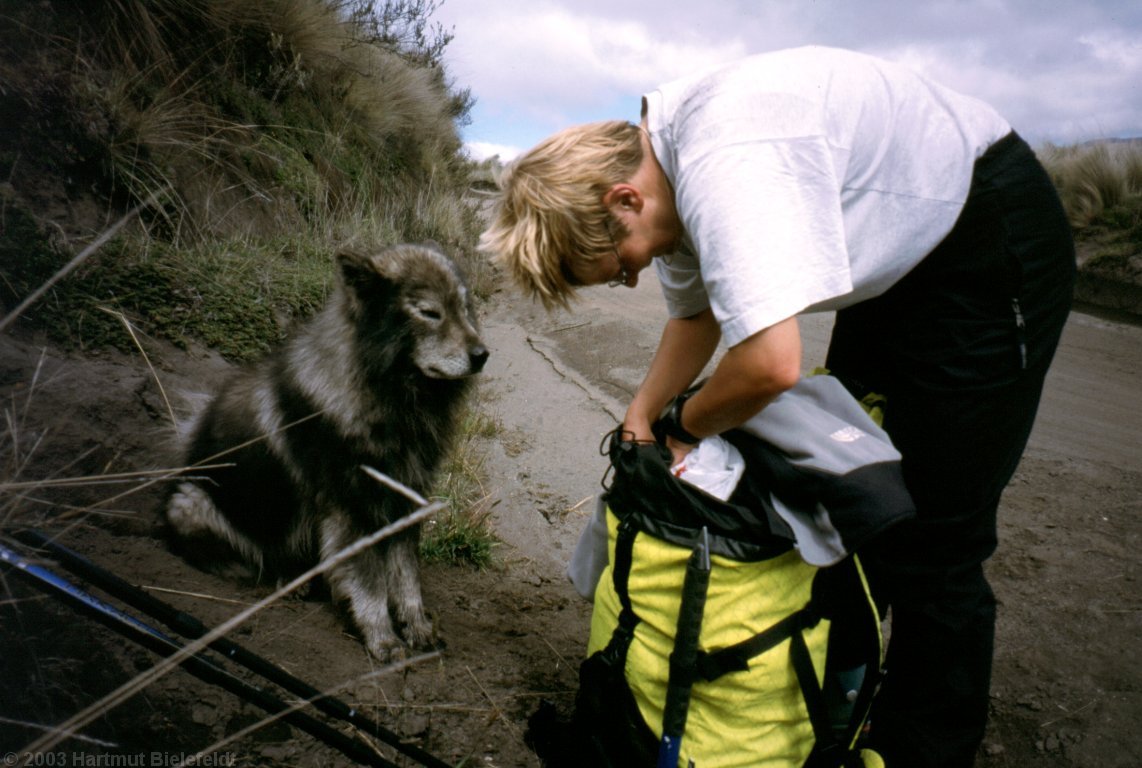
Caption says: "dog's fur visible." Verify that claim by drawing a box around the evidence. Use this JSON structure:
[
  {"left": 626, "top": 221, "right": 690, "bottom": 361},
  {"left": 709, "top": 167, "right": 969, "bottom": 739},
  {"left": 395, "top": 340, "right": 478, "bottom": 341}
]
[{"left": 165, "top": 243, "right": 488, "bottom": 659}]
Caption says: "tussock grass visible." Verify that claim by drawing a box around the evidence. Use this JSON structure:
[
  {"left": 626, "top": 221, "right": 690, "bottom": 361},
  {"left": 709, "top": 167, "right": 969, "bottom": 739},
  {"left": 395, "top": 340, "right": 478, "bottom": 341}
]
[
  {"left": 422, "top": 399, "right": 500, "bottom": 570},
  {"left": 1039, "top": 141, "right": 1142, "bottom": 294},
  {"left": 1039, "top": 141, "right": 1142, "bottom": 233},
  {"left": 1, "top": 0, "right": 485, "bottom": 351}
]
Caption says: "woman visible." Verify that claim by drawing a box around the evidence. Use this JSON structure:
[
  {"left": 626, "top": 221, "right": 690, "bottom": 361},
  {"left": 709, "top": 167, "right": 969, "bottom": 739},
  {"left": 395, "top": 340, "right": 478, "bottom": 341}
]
[{"left": 481, "top": 46, "right": 1075, "bottom": 768}]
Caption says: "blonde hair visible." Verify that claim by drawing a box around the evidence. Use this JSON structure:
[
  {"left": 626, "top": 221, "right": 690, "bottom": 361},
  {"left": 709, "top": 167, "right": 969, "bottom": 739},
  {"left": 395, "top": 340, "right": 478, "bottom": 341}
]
[{"left": 479, "top": 120, "right": 643, "bottom": 309}]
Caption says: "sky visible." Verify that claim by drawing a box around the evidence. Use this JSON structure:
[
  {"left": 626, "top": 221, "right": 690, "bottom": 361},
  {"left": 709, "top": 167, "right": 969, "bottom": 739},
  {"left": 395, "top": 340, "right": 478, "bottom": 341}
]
[{"left": 430, "top": 0, "right": 1142, "bottom": 161}]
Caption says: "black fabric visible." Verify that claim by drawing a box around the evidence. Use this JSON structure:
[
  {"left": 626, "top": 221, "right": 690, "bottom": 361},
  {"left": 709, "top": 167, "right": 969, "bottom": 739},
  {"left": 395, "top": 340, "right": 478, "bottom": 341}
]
[
  {"left": 604, "top": 430, "right": 795, "bottom": 560},
  {"left": 525, "top": 635, "right": 660, "bottom": 768},
  {"left": 825, "top": 131, "right": 1075, "bottom": 768},
  {"left": 613, "top": 517, "right": 638, "bottom": 624}
]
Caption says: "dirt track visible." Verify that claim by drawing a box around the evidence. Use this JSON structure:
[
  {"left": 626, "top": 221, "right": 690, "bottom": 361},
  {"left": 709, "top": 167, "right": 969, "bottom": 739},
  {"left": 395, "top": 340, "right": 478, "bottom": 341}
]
[{"left": 1, "top": 271, "right": 1139, "bottom": 766}]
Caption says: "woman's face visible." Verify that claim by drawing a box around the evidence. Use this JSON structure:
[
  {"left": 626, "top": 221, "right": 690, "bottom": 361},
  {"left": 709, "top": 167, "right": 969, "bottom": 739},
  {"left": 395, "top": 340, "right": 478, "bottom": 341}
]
[
  {"left": 567, "top": 230, "right": 660, "bottom": 288},
  {"left": 572, "top": 199, "right": 682, "bottom": 289}
]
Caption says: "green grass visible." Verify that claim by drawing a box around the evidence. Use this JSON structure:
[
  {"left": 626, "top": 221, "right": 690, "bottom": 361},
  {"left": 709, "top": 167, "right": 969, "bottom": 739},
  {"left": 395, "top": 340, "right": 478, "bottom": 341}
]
[
  {"left": 1, "top": 221, "right": 336, "bottom": 360},
  {"left": 419, "top": 509, "right": 497, "bottom": 570},
  {"left": 421, "top": 404, "right": 500, "bottom": 570}
]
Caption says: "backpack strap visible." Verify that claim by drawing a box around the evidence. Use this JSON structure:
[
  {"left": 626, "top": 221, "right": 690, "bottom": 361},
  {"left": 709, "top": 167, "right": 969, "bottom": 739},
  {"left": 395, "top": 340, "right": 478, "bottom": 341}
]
[
  {"left": 605, "top": 516, "right": 640, "bottom": 651},
  {"left": 694, "top": 602, "right": 823, "bottom": 682},
  {"left": 792, "top": 627, "right": 847, "bottom": 768},
  {"left": 658, "top": 529, "right": 713, "bottom": 768},
  {"left": 692, "top": 599, "right": 852, "bottom": 765}
]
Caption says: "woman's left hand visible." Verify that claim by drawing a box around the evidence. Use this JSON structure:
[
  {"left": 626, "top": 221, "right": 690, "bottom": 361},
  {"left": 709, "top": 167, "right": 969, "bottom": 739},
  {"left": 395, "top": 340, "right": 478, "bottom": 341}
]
[{"left": 665, "top": 435, "right": 697, "bottom": 469}]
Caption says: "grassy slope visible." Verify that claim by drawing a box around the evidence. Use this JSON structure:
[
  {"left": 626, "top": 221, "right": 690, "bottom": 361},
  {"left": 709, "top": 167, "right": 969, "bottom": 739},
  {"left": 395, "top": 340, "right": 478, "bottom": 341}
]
[
  {"left": 0, "top": 0, "right": 494, "bottom": 564},
  {"left": 0, "top": 0, "right": 485, "bottom": 358}
]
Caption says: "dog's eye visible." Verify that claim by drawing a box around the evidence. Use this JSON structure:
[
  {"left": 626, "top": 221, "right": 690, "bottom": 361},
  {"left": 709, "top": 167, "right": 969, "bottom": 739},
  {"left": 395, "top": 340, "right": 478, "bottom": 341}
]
[{"left": 415, "top": 304, "right": 443, "bottom": 322}]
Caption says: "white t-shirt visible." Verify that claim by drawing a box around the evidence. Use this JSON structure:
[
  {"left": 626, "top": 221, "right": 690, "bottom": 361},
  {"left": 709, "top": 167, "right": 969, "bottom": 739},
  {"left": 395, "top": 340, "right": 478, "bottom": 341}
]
[{"left": 644, "top": 46, "right": 1012, "bottom": 347}]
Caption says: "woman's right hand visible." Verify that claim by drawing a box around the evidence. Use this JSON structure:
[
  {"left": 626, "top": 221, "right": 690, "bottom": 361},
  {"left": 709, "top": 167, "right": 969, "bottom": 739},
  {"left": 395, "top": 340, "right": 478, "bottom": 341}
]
[{"left": 621, "top": 409, "right": 655, "bottom": 443}]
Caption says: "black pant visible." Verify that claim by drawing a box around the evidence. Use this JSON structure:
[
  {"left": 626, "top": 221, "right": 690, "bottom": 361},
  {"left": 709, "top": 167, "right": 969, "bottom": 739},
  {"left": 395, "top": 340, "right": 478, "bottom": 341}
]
[{"left": 825, "top": 132, "right": 1075, "bottom": 768}]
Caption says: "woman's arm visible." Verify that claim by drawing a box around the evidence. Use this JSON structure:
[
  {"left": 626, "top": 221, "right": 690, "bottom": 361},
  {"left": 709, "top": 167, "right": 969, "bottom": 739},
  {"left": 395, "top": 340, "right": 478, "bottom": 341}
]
[
  {"left": 638, "top": 314, "right": 802, "bottom": 465},
  {"left": 623, "top": 307, "right": 722, "bottom": 441},
  {"left": 681, "top": 315, "right": 802, "bottom": 439},
  {"left": 623, "top": 308, "right": 802, "bottom": 449}
]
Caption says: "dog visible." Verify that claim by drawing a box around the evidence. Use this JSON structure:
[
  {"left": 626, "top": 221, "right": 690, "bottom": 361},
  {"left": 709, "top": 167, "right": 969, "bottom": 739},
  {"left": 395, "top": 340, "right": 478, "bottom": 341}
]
[{"left": 165, "top": 243, "right": 488, "bottom": 660}]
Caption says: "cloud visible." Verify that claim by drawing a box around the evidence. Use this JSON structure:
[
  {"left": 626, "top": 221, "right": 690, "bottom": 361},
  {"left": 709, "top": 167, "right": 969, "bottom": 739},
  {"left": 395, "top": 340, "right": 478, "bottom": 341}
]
[
  {"left": 864, "top": 16, "right": 1142, "bottom": 143},
  {"left": 439, "top": 1, "right": 748, "bottom": 145},
  {"left": 437, "top": 0, "right": 1142, "bottom": 150},
  {"left": 464, "top": 140, "right": 522, "bottom": 163}
]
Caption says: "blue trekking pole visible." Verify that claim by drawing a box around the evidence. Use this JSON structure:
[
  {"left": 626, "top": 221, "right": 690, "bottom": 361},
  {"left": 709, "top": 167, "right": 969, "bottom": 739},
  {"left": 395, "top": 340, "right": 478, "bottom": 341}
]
[
  {"left": 15, "top": 529, "right": 451, "bottom": 768},
  {"left": 657, "top": 526, "right": 711, "bottom": 768},
  {"left": 0, "top": 541, "right": 402, "bottom": 767}
]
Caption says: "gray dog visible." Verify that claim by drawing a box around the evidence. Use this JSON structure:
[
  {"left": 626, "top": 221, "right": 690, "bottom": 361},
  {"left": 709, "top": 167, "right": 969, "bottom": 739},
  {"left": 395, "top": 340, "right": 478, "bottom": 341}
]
[{"left": 166, "top": 243, "right": 488, "bottom": 659}]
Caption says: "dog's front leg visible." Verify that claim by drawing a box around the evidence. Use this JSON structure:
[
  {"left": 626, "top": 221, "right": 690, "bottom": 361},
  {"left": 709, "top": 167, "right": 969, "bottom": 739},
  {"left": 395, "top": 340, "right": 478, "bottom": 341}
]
[
  {"left": 320, "top": 512, "right": 402, "bottom": 661},
  {"left": 385, "top": 528, "right": 437, "bottom": 650}
]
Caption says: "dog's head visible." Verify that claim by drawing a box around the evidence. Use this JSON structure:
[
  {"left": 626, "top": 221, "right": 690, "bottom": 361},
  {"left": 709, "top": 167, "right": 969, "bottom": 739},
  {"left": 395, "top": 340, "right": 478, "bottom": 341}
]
[{"left": 337, "top": 243, "right": 489, "bottom": 379}]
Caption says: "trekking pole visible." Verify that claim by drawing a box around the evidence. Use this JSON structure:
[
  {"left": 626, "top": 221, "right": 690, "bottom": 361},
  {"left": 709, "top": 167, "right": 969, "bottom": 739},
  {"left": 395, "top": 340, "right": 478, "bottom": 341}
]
[
  {"left": 0, "top": 541, "right": 402, "bottom": 768},
  {"left": 657, "top": 527, "right": 711, "bottom": 768},
  {"left": 15, "top": 530, "right": 453, "bottom": 768}
]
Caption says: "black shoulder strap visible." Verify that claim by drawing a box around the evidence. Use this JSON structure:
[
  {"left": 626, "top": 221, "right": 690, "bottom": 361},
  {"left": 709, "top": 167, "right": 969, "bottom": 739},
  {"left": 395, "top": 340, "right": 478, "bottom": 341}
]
[
  {"left": 694, "top": 603, "right": 822, "bottom": 682},
  {"left": 606, "top": 517, "right": 640, "bottom": 646}
]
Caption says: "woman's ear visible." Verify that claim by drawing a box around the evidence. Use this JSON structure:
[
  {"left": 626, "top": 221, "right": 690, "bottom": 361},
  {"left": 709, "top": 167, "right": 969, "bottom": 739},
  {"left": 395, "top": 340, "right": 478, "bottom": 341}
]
[{"left": 602, "top": 183, "right": 644, "bottom": 215}]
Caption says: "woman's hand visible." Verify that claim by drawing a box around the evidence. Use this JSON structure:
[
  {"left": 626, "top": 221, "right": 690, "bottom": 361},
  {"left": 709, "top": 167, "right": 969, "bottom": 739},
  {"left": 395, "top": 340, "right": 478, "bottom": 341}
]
[
  {"left": 624, "top": 309, "right": 721, "bottom": 442},
  {"left": 621, "top": 410, "right": 655, "bottom": 443},
  {"left": 665, "top": 435, "right": 696, "bottom": 468}
]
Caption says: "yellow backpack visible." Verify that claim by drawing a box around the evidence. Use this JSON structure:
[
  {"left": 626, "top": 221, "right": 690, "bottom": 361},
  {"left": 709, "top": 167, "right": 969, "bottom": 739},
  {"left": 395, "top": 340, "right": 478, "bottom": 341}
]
[
  {"left": 588, "top": 501, "right": 883, "bottom": 768},
  {"left": 529, "top": 422, "right": 904, "bottom": 768}
]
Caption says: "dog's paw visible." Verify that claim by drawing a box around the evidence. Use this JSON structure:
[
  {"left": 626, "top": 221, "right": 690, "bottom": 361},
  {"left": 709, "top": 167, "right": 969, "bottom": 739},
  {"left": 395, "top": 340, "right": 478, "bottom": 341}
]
[
  {"left": 357, "top": 616, "right": 409, "bottom": 663},
  {"left": 400, "top": 612, "right": 440, "bottom": 651},
  {"left": 365, "top": 638, "right": 404, "bottom": 663},
  {"left": 393, "top": 597, "right": 439, "bottom": 651},
  {"left": 165, "top": 483, "right": 216, "bottom": 536}
]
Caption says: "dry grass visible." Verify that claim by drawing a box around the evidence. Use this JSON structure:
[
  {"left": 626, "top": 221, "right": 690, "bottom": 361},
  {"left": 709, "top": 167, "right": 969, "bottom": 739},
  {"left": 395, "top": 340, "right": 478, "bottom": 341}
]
[
  {"left": 1, "top": 0, "right": 481, "bottom": 261},
  {"left": 89, "top": 0, "right": 467, "bottom": 239},
  {"left": 1039, "top": 141, "right": 1142, "bottom": 228},
  {"left": 16, "top": 498, "right": 442, "bottom": 754}
]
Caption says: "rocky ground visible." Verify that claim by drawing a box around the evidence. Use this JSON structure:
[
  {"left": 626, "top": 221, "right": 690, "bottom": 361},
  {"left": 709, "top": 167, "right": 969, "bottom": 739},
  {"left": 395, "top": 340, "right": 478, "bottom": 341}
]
[{"left": 1, "top": 269, "right": 1140, "bottom": 767}]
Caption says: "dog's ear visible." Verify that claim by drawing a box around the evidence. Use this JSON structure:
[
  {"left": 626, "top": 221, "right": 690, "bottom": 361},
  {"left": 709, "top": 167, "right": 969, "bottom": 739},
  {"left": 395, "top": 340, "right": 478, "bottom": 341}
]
[
  {"left": 336, "top": 249, "right": 392, "bottom": 310},
  {"left": 336, "top": 249, "right": 373, "bottom": 289}
]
